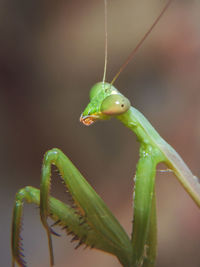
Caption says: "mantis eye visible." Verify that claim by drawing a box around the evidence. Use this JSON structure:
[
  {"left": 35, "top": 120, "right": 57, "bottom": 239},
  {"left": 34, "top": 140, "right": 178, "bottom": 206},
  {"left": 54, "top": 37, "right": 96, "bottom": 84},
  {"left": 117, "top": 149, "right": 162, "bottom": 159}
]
[
  {"left": 90, "top": 82, "right": 112, "bottom": 100},
  {"left": 101, "top": 94, "right": 130, "bottom": 115},
  {"left": 90, "top": 83, "right": 102, "bottom": 100}
]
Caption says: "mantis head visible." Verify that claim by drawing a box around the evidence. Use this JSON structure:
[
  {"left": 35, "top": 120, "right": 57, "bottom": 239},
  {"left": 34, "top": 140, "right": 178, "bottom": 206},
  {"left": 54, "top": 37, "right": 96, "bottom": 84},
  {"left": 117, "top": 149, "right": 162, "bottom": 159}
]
[
  {"left": 80, "top": 82, "right": 131, "bottom": 126},
  {"left": 80, "top": 0, "right": 173, "bottom": 127}
]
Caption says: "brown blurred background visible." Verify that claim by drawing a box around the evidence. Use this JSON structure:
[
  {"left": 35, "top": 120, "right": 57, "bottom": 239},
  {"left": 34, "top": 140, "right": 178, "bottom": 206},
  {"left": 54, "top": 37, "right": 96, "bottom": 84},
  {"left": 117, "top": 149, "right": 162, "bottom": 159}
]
[{"left": 1, "top": 0, "right": 200, "bottom": 266}]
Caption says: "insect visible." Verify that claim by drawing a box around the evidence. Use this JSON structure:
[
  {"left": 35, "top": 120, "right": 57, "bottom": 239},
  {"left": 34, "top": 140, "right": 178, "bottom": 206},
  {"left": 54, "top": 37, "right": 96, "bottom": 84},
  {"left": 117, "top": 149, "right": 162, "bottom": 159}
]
[{"left": 11, "top": 0, "right": 200, "bottom": 266}]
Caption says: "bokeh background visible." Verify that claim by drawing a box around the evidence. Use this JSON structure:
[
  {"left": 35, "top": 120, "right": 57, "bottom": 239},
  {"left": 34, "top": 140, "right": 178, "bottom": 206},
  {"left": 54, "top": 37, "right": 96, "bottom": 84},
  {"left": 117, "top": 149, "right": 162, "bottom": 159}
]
[{"left": 1, "top": 0, "right": 200, "bottom": 266}]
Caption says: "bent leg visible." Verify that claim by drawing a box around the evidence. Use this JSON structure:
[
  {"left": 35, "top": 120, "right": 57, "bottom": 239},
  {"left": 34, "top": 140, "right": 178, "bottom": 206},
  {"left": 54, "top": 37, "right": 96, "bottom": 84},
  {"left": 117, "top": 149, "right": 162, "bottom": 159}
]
[
  {"left": 12, "top": 185, "right": 124, "bottom": 267},
  {"left": 12, "top": 148, "right": 133, "bottom": 267},
  {"left": 40, "top": 148, "right": 132, "bottom": 266}
]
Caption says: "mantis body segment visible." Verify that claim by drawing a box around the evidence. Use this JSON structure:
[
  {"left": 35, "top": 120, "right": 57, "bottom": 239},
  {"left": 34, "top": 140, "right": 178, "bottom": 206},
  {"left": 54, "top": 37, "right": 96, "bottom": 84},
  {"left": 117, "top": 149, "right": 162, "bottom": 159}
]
[
  {"left": 11, "top": 1, "right": 200, "bottom": 267},
  {"left": 12, "top": 81, "right": 200, "bottom": 267}
]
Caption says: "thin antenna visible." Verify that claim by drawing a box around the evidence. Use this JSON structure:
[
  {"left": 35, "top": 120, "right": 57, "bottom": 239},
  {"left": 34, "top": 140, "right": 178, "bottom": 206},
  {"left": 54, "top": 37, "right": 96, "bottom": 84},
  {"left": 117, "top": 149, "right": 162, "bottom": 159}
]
[
  {"left": 102, "top": 0, "right": 108, "bottom": 83},
  {"left": 111, "top": 0, "right": 173, "bottom": 85}
]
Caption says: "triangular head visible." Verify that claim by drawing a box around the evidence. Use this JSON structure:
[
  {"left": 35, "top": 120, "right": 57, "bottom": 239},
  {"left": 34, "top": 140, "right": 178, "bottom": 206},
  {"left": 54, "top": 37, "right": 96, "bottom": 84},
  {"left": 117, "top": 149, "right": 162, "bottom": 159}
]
[{"left": 80, "top": 82, "right": 131, "bottom": 126}]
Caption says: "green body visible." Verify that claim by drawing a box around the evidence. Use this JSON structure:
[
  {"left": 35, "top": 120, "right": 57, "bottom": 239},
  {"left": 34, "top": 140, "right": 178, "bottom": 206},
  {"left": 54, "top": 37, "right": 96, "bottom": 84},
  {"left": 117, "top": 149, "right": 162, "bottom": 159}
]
[{"left": 12, "top": 82, "right": 200, "bottom": 267}]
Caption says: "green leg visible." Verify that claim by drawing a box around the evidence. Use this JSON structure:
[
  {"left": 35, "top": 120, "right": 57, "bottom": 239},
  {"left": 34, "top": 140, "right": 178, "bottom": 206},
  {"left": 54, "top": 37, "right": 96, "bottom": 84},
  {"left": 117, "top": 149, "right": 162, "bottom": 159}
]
[
  {"left": 12, "top": 186, "right": 122, "bottom": 267},
  {"left": 143, "top": 190, "right": 157, "bottom": 267},
  {"left": 131, "top": 145, "right": 159, "bottom": 266},
  {"left": 12, "top": 148, "right": 133, "bottom": 267}
]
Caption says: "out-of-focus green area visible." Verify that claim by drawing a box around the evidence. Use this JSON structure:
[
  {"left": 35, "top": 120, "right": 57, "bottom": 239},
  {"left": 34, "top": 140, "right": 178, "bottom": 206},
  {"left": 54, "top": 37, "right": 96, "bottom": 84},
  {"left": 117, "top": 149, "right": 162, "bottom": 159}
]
[{"left": 1, "top": 0, "right": 200, "bottom": 266}]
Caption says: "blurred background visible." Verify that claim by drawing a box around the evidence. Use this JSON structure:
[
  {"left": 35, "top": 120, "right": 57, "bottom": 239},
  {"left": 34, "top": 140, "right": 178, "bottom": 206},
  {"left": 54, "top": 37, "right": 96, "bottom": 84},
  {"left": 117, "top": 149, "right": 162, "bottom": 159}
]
[{"left": 1, "top": 0, "right": 200, "bottom": 266}]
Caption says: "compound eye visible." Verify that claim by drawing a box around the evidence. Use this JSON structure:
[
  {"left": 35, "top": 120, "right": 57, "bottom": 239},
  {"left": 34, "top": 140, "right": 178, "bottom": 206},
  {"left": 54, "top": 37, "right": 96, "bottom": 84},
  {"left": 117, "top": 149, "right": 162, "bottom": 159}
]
[
  {"left": 101, "top": 94, "right": 130, "bottom": 115},
  {"left": 89, "top": 84, "right": 102, "bottom": 100}
]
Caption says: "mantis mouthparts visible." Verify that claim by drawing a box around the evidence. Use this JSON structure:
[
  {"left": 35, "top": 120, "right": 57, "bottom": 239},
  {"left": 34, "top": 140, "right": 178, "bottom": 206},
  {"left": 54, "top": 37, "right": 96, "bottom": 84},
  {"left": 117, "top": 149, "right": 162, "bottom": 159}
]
[{"left": 80, "top": 114, "right": 97, "bottom": 126}]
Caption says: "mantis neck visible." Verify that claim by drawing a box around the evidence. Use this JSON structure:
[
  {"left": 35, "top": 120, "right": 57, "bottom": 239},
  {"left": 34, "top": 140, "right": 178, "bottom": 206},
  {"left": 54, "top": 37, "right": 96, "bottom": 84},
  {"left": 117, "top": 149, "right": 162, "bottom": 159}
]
[
  {"left": 117, "top": 106, "right": 200, "bottom": 208},
  {"left": 116, "top": 106, "right": 165, "bottom": 148}
]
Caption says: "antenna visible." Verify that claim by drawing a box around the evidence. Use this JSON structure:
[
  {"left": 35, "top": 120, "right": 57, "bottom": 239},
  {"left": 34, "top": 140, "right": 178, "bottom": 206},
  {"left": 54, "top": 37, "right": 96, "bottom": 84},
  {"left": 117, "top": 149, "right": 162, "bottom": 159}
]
[
  {"left": 102, "top": 0, "right": 108, "bottom": 84},
  {"left": 111, "top": 0, "right": 173, "bottom": 85}
]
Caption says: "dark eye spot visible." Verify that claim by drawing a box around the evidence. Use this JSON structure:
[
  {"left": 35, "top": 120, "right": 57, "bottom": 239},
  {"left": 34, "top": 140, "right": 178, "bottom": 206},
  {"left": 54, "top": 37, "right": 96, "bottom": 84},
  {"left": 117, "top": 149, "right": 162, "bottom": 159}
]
[{"left": 121, "top": 104, "right": 124, "bottom": 107}]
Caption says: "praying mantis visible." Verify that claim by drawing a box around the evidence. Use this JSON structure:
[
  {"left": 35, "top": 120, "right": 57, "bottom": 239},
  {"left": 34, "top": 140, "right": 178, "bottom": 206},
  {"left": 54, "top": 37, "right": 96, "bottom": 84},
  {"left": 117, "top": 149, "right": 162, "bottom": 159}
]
[{"left": 11, "top": 0, "right": 200, "bottom": 266}]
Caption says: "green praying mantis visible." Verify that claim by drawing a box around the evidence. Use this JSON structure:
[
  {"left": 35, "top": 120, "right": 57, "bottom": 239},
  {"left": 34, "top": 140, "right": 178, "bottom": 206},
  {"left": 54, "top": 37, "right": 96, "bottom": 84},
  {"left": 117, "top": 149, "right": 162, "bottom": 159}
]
[{"left": 11, "top": 0, "right": 200, "bottom": 266}]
